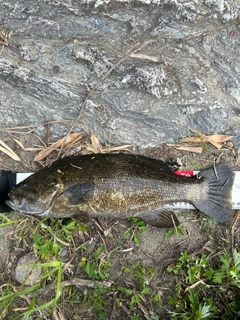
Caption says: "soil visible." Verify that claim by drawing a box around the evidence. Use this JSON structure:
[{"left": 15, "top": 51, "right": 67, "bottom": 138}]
[{"left": 0, "top": 130, "right": 239, "bottom": 319}]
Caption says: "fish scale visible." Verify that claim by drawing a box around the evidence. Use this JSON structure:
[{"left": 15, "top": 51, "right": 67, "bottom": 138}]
[
  {"left": 6, "top": 154, "right": 235, "bottom": 227},
  {"left": 15, "top": 171, "right": 240, "bottom": 210}
]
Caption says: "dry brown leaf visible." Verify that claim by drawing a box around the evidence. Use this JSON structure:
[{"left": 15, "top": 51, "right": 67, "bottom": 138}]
[
  {"left": 167, "top": 143, "right": 203, "bottom": 153},
  {"left": 104, "top": 145, "right": 132, "bottom": 152},
  {"left": 34, "top": 132, "right": 84, "bottom": 161},
  {"left": 189, "top": 129, "right": 222, "bottom": 149},
  {"left": 175, "top": 146, "right": 202, "bottom": 153},
  {"left": 206, "top": 133, "right": 233, "bottom": 143},
  {"left": 0, "top": 139, "right": 21, "bottom": 161},
  {"left": 87, "top": 144, "right": 132, "bottom": 154},
  {"left": 86, "top": 146, "right": 97, "bottom": 153},
  {"left": 181, "top": 133, "right": 233, "bottom": 145},
  {"left": 12, "top": 138, "right": 27, "bottom": 150},
  {"left": 90, "top": 134, "right": 103, "bottom": 153}
]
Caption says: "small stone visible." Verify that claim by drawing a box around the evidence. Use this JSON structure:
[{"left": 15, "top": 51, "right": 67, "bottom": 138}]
[
  {"left": 59, "top": 247, "right": 69, "bottom": 263},
  {"left": 15, "top": 253, "right": 42, "bottom": 285}
]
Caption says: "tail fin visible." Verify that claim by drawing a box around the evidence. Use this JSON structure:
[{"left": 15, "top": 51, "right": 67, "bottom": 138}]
[{"left": 194, "top": 164, "right": 234, "bottom": 225}]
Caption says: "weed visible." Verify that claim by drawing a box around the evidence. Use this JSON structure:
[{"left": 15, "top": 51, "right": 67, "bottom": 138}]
[
  {"left": 32, "top": 218, "right": 86, "bottom": 259},
  {"left": 166, "top": 224, "right": 185, "bottom": 238},
  {"left": 167, "top": 249, "right": 240, "bottom": 319},
  {"left": 77, "top": 245, "right": 112, "bottom": 318},
  {"left": 0, "top": 261, "right": 62, "bottom": 320},
  {"left": 79, "top": 245, "right": 111, "bottom": 281},
  {"left": 78, "top": 286, "right": 108, "bottom": 319},
  {"left": 200, "top": 216, "right": 217, "bottom": 235},
  {"left": 0, "top": 217, "right": 87, "bottom": 319},
  {"left": 117, "top": 263, "right": 161, "bottom": 318},
  {"left": 124, "top": 217, "right": 148, "bottom": 242},
  {"left": 1, "top": 211, "right": 239, "bottom": 320},
  {"left": 0, "top": 213, "right": 22, "bottom": 227}
]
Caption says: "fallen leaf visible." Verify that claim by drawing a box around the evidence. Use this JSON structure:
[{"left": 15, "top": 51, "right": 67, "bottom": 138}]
[
  {"left": 104, "top": 145, "right": 132, "bottom": 152},
  {"left": 182, "top": 133, "right": 233, "bottom": 145},
  {"left": 34, "top": 132, "right": 84, "bottom": 161},
  {"left": 90, "top": 134, "right": 103, "bottom": 153},
  {"left": 175, "top": 146, "right": 202, "bottom": 153},
  {"left": 189, "top": 129, "right": 222, "bottom": 149},
  {"left": 0, "top": 139, "right": 21, "bottom": 161},
  {"left": 206, "top": 133, "right": 233, "bottom": 143},
  {"left": 167, "top": 143, "right": 202, "bottom": 153},
  {"left": 87, "top": 144, "right": 132, "bottom": 154}
]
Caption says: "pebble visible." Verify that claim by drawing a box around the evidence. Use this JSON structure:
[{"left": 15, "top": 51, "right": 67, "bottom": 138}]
[{"left": 15, "top": 253, "right": 42, "bottom": 285}]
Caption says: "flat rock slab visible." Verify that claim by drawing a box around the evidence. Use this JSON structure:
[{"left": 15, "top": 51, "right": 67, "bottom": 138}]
[{"left": 0, "top": 0, "right": 239, "bottom": 149}]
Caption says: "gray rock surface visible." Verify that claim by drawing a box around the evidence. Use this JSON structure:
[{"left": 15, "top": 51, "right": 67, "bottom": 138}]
[
  {"left": 15, "top": 253, "right": 42, "bottom": 285},
  {"left": 0, "top": 0, "right": 239, "bottom": 149}
]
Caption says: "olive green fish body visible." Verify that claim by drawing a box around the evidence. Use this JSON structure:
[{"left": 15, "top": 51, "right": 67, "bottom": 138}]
[
  {"left": 50, "top": 173, "right": 203, "bottom": 219},
  {"left": 7, "top": 154, "right": 234, "bottom": 227}
]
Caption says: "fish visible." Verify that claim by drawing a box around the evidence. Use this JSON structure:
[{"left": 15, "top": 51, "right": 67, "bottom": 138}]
[
  {"left": 6, "top": 153, "right": 235, "bottom": 228},
  {"left": 0, "top": 170, "right": 16, "bottom": 212}
]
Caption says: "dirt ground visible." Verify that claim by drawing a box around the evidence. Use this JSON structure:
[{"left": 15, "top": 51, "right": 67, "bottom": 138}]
[{"left": 0, "top": 130, "right": 240, "bottom": 319}]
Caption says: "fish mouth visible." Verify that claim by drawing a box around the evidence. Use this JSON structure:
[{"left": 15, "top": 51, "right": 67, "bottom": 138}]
[
  {"left": 6, "top": 191, "right": 48, "bottom": 215},
  {"left": 6, "top": 191, "right": 22, "bottom": 210}
]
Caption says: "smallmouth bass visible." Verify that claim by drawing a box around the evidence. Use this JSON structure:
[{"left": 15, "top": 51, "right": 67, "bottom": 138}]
[{"left": 6, "top": 153, "right": 235, "bottom": 227}]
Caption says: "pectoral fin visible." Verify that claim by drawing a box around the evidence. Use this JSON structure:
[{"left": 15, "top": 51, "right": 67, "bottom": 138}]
[
  {"left": 140, "top": 209, "right": 180, "bottom": 228},
  {"left": 72, "top": 211, "right": 90, "bottom": 224},
  {"left": 63, "top": 182, "right": 95, "bottom": 205}
]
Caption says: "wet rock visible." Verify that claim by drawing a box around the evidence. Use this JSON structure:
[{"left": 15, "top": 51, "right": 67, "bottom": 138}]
[
  {"left": 15, "top": 253, "right": 42, "bottom": 285},
  {"left": 0, "top": 0, "right": 239, "bottom": 149}
]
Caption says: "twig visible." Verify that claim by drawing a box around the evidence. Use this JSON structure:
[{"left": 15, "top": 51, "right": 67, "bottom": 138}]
[
  {"left": 26, "top": 278, "right": 113, "bottom": 298},
  {"left": 171, "top": 213, "right": 178, "bottom": 234},
  {"left": 46, "top": 228, "right": 70, "bottom": 246},
  {"left": 129, "top": 53, "right": 158, "bottom": 62},
  {"left": 231, "top": 210, "right": 240, "bottom": 234},
  {"left": 62, "top": 278, "right": 113, "bottom": 289},
  {"left": 184, "top": 278, "right": 208, "bottom": 292},
  {"left": 97, "top": 230, "right": 109, "bottom": 258},
  {"left": 137, "top": 302, "right": 149, "bottom": 316}
]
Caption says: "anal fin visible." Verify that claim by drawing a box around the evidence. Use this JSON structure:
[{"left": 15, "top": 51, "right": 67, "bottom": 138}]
[{"left": 139, "top": 209, "right": 179, "bottom": 228}]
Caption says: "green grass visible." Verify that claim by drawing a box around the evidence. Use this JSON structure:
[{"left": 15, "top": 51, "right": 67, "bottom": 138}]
[
  {"left": 0, "top": 216, "right": 86, "bottom": 319},
  {"left": 0, "top": 213, "right": 239, "bottom": 319},
  {"left": 124, "top": 217, "right": 148, "bottom": 243},
  {"left": 167, "top": 249, "right": 240, "bottom": 319},
  {"left": 79, "top": 245, "right": 111, "bottom": 280},
  {"left": 117, "top": 263, "right": 162, "bottom": 314}
]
